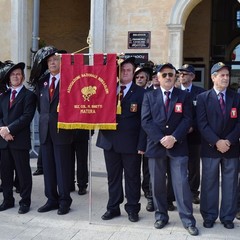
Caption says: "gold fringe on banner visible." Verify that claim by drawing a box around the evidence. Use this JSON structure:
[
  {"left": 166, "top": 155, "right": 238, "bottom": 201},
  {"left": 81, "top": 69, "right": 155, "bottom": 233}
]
[{"left": 57, "top": 122, "right": 117, "bottom": 130}]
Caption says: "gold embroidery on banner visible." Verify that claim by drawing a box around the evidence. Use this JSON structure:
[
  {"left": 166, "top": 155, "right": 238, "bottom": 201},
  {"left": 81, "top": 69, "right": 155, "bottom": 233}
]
[{"left": 81, "top": 86, "right": 97, "bottom": 101}]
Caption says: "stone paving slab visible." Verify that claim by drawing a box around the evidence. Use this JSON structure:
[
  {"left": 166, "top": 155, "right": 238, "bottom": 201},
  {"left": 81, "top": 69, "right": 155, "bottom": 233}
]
[{"left": 0, "top": 134, "right": 239, "bottom": 239}]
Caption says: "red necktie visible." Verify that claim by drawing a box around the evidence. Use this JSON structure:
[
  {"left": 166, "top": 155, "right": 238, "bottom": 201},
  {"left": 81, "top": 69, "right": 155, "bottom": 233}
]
[
  {"left": 49, "top": 77, "right": 56, "bottom": 101},
  {"left": 218, "top": 92, "right": 225, "bottom": 115},
  {"left": 9, "top": 89, "right": 17, "bottom": 108},
  {"left": 118, "top": 86, "right": 126, "bottom": 102},
  {"left": 164, "top": 91, "right": 170, "bottom": 113}
]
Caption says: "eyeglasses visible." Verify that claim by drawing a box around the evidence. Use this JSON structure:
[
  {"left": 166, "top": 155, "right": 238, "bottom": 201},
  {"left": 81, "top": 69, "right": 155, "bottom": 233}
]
[
  {"left": 179, "top": 72, "right": 190, "bottom": 76},
  {"left": 161, "top": 72, "right": 174, "bottom": 78}
]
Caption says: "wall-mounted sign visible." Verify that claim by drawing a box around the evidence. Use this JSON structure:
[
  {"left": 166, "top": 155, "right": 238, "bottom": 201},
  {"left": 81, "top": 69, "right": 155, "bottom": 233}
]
[{"left": 128, "top": 31, "right": 151, "bottom": 49}]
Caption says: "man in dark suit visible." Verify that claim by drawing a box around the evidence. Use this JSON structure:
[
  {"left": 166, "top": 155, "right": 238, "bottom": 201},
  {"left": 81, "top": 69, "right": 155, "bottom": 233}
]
[
  {"left": 178, "top": 64, "right": 205, "bottom": 204},
  {"left": 141, "top": 63, "right": 198, "bottom": 236},
  {"left": 134, "top": 66, "right": 154, "bottom": 212},
  {"left": 197, "top": 62, "right": 240, "bottom": 229},
  {"left": 35, "top": 46, "right": 73, "bottom": 215},
  {"left": 97, "top": 57, "right": 145, "bottom": 222},
  {"left": 0, "top": 62, "right": 36, "bottom": 214}
]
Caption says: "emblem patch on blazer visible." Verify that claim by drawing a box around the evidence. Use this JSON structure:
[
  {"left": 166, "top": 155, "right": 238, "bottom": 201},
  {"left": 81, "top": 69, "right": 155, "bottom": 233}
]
[
  {"left": 175, "top": 103, "right": 182, "bottom": 113},
  {"left": 130, "top": 103, "right": 138, "bottom": 112},
  {"left": 231, "top": 108, "right": 237, "bottom": 118}
]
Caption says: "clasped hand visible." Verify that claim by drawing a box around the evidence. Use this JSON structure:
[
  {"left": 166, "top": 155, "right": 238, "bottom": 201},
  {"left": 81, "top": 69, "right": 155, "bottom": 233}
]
[
  {"left": 0, "top": 127, "right": 14, "bottom": 141},
  {"left": 160, "top": 135, "right": 176, "bottom": 149},
  {"left": 216, "top": 139, "right": 230, "bottom": 153}
]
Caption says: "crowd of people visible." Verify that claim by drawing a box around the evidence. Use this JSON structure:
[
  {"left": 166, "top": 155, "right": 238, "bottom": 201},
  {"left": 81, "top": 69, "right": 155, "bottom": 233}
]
[{"left": 0, "top": 46, "right": 240, "bottom": 237}]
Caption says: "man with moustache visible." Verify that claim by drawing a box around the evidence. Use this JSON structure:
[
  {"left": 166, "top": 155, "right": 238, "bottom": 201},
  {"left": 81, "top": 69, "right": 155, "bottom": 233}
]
[{"left": 141, "top": 63, "right": 198, "bottom": 236}]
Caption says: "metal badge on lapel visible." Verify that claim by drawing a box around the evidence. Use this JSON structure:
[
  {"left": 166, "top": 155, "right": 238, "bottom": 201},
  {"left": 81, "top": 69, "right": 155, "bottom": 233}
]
[
  {"left": 231, "top": 108, "right": 237, "bottom": 118},
  {"left": 130, "top": 103, "right": 138, "bottom": 112},
  {"left": 175, "top": 103, "right": 182, "bottom": 113}
]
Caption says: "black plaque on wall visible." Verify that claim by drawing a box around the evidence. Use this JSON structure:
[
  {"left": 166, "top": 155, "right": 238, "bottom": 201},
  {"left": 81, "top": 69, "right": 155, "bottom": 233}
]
[
  {"left": 128, "top": 31, "right": 151, "bottom": 49},
  {"left": 124, "top": 53, "right": 149, "bottom": 66}
]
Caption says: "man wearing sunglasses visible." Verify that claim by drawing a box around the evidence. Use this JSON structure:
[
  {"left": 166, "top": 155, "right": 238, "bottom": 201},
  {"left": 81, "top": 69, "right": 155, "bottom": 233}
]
[
  {"left": 178, "top": 64, "right": 205, "bottom": 205},
  {"left": 141, "top": 63, "right": 198, "bottom": 236}
]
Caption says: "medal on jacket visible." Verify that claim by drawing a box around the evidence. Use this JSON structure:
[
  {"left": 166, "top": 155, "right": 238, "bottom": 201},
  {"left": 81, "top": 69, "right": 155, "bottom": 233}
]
[
  {"left": 130, "top": 103, "right": 137, "bottom": 112},
  {"left": 231, "top": 108, "right": 237, "bottom": 118},
  {"left": 175, "top": 103, "right": 182, "bottom": 113}
]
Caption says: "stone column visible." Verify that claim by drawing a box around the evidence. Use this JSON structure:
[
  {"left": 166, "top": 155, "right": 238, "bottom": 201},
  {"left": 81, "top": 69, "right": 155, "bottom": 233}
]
[
  {"left": 89, "top": 0, "right": 107, "bottom": 54},
  {"left": 167, "top": 24, "right": 184, "bottom": 69}
]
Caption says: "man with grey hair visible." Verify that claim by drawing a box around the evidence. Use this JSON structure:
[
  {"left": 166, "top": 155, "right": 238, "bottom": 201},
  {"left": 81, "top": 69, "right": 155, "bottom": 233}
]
[{"left": 197, "top": 62, "right": 240, "bottom": 229}]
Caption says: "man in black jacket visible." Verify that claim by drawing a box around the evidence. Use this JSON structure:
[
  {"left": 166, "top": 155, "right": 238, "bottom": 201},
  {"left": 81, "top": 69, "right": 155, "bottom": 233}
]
[
  {"left": 0, "top": 62, "right": 36, "bottom": 214},
  {"left": 97, "top": 57, "right": 145, "bottom": 222}
]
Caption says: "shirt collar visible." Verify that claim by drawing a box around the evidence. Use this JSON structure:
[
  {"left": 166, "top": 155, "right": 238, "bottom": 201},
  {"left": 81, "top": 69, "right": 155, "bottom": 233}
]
[
  {"left": 181, "top": 84, "right": 192, "bottom": 92},
  {"left": 11, "top": 85, "right": 23, "bottom": 94}
]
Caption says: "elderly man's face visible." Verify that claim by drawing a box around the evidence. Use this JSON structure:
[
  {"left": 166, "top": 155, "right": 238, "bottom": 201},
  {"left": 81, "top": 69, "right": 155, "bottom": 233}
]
[
  {"left": 212, "top": 67, "right": 229, "bottom": 91},
  {"left": 157, "top": 67, "right": 176, "bottom": 90},
  {"left": 47, "top": 55, "right": 60, "bottom": 75},
  {"left": 135, "top": 72, "right": 148, "bottom": 88},
  {"left": 179, "top": 71, "right": 195, "bottom": 86},
  {"left": 9, "top": 68, "right": 24, "bottom": 88}
]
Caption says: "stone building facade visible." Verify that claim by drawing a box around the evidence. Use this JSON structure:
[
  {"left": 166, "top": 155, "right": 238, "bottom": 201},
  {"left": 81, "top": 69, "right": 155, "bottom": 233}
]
[{"left": 0, "top": 0, "right": 239, "bottom": 89}]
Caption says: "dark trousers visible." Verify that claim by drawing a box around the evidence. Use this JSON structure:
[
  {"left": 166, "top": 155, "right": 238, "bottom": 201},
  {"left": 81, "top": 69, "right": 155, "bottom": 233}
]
[
  {"left": 200, "top": 157, "right": 239, "bottom": 222},
  {"left": 70, "top": 133, "right": 89, "bottom": 189},
  {"left": 1, "top": 148, "right": 32, "bottom": 206},
  {"left": 149, "top": 155, "right": 196, "bottom": 227},
  {"left": 36, "top": 146, "right": 43, "bottom": 171},
  {"left": 41, "top": 134, "right": 72, "bottom": 208},
  {"left": 188, "top": 144, "right": 200, "bottom": 197},
  {"left": 141, "top": 155, "right": 152, "bottom": 198},
  {"left": 104, "top": 149, "right": 141, "bottom": 214}
]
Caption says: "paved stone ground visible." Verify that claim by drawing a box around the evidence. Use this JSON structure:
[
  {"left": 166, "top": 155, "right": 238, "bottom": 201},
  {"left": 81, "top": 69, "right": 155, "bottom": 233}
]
[{"left": 0, "top": 133, "right": 239, "bottom": 240}]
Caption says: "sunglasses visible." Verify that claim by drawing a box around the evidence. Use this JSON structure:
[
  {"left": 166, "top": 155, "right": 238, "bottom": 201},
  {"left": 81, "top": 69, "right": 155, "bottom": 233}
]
[
  {"left": 162, "top": 72, "right": 174, "bottom": 78},
  {"left": 179, "top": 72, "right": 190, "bottom": 76}
]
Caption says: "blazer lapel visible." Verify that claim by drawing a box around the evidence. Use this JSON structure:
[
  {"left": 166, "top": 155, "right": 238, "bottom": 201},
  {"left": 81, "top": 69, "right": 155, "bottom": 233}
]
[
  {"left": 210, "top": 89, "right": 223, "bottom": 116},
  {"left": 122, "top": 82, "right": 136, "bottom": 102},
  {"left": 167, "top": 88, "right": 178, "bottom": 120},
  {"left": 10, "top": 87, "right": 26, "bottom": 109},
  {"left": 224, "top": 90, "right": 233, "bottom": 123}
]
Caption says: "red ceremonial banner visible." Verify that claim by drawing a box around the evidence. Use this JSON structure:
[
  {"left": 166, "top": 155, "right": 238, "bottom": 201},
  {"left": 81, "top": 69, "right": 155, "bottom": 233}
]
[{"left": 58, "top": 53, "right": 117, "bottom": 130}]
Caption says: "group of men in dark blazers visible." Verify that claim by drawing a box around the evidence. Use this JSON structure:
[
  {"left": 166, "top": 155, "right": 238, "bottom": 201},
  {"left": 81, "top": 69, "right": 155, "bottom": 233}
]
[
  {"left": 141, "top": 61, "right": 240, "bottom": 235},
  {"left": 0, "top": 49, "right": 239, "bottom": 236}
]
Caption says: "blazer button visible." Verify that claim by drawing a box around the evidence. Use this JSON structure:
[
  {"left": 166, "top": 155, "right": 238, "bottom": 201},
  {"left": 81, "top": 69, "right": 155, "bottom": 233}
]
[{"left": 166, "top": 125, "right": 169, "bottom": 128}]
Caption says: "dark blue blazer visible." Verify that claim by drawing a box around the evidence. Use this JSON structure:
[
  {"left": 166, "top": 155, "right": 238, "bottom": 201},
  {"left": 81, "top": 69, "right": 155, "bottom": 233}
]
[
  {"left": 96, "top": 82, "right": 145, "bottom": 153},
  {"left": 0, "top": 86, "right": 36, "bottom": 150},
  {"left": 36, "top": 74, "right": 73, "bottom": 145},
  {"left": 187, "top": 85, "right": 205, "bottom": 144},
  {"left": 141, "top": 87, "right": 192, "bottom": 158},
  {"left": 196, "top": 89, "right": 240, "bottom": 158}
]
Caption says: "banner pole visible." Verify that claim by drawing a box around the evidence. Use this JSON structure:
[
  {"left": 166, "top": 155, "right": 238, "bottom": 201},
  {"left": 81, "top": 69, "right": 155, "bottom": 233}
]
[{"left": 88, "top": 130, "right": 93, "bottom": 224}]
